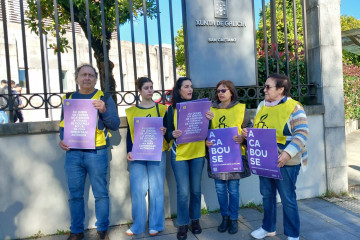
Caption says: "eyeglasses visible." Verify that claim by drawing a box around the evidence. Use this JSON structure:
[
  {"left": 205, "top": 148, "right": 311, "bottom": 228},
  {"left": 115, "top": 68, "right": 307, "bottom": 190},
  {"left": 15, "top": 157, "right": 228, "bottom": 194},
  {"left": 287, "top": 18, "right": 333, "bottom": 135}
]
[
  {"left": 216, "top": 89, "right": 229, "bottom": 93},
  {"left": 264, "top": 84, "right": 276, "bottom": 90}
]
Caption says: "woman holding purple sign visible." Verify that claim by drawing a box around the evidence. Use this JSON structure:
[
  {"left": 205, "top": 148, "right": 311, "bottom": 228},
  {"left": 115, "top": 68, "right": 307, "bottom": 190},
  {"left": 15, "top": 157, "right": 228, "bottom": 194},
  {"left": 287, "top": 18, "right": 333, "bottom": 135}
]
[
  {"left": 205, "top": 80, "right": 252, "bottom": 235},
  {"left": 165, "top": 77, "right": 213, "bottom": 240},
  {"left": 125, "top": 77, "right": 167, "bottom": 237},
  {"left": 242, "top": 73, "right": 309, "bottom": 240}
]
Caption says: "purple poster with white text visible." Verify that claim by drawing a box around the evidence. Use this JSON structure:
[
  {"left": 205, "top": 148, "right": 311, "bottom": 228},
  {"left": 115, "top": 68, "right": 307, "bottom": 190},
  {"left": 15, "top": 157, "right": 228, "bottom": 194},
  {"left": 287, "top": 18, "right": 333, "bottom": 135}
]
[
  {"left": 247, "top": 128, "right": 282, "bottom": 179},
  {"left": 64, "top": 99, "right": 97, "bottom": 149},
  {"left": 208, "top": 127, "right": 243, "bottom": 173},
  {"left": 176, "top": 100, "right": 211, "bottom": 144},
  {"left": 132, "top": 117, "right": 163, "bottom": 161}
]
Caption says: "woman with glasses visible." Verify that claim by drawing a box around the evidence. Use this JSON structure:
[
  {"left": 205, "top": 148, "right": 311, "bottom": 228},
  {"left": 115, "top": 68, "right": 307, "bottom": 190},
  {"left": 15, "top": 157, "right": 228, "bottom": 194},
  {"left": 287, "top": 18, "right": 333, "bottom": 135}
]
[
  {"left": 242, "top": 73, "right": 309, "bottom": 240},
  {"left": 165, "top": 77, "right": 213, "bottom": 240},
  {"left": 206, "top": 80, "right": 251, "bottom": 235},
  {"left": 125, "top": 77, "right": 167, "bottom": 237}
]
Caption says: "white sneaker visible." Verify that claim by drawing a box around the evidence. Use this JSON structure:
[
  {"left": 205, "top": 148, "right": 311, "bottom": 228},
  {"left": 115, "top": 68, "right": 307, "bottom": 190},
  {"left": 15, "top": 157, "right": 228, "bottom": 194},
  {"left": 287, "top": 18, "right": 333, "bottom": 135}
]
[
  {"left": 149, "top": 229, "right": 159, "bottom": 236},
  {"left": 125, "top": 229, "right": 134, "bottom": 236},
  {"left": 251, "top": 227, "right": 276, "bottom": 239},
  {"left": 288, "top": 237, "right": 299, "bottom": 240}
]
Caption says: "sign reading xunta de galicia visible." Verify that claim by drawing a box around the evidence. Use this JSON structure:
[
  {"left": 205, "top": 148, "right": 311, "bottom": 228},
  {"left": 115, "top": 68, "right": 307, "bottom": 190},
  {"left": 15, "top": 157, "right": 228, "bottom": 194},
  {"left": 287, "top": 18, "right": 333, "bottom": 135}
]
[{"left": 185, "top": 0, "right": 257, "bottom": 87}]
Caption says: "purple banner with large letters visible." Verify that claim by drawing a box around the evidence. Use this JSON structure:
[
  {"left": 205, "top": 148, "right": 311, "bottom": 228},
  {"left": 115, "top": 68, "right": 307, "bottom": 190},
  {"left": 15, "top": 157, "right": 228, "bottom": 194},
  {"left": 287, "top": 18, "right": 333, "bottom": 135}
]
[
  {"left": 208, "top": 127, "right": 243, "bottom": 173},
  {"left": 64, "top": 99, "right": 97, "bottom": 149},
  {"left": 132, "top": 117, "right": 163, "bottom": 161},
  {"left": 176, "top": 100, "right": 211, "bottom": 144},
  {"left": 247, "top": 128, "right": 282, "bottom": 179}
]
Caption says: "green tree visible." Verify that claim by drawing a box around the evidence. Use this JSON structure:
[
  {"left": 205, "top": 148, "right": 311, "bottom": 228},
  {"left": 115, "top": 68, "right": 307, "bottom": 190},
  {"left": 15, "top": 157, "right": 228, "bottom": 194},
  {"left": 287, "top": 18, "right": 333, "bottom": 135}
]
[
  {"left": 341, "top": 15, "right": 360, "bottom": 31},
  {"left": 256, "top": 0, "right": 304, "bottom": 55},
  {"left": 25, "top": 0, "right": 157, "bottom": 93},
  {"left": 341, "top": 15, "right": 360, "bottom": 119},
  {"left": 174, "top": 25, "right": 185, "bottom": 77},
  {"left": 255, "top": 0, "right": 306, "bottom": 91},
  {"left": 340, "top": 15, "right": 360, "bottom": 66}
]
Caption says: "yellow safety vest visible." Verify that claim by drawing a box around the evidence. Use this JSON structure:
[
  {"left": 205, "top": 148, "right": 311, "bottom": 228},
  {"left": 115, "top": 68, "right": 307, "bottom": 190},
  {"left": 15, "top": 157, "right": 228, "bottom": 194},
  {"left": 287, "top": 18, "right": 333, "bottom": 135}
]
[
  {"left": 125, "top": 104, "right": 168, "bottom": 152},
  {"left": 253, "top": 98, "right": 298, "bottom": 144},
  {"left": 60, "top": 90, "right": 110, "bottom": 147},
  {"left": 173, "top": 108, "right": 206, "bottom": 161},
  {"left": 210, "top": 103, "right": 246, "bottom": 154}
]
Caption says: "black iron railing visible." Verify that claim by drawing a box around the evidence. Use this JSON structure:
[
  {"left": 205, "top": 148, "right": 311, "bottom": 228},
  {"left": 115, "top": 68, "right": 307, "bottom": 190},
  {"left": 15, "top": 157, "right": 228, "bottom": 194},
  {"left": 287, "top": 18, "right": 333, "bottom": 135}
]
[{"left": 0, "top": 0, "right": 316, "bottom": 122}]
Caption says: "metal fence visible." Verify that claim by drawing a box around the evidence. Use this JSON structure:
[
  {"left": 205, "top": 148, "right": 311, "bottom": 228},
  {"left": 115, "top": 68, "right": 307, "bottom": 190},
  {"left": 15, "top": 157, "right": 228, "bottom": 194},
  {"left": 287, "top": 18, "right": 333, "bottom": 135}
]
[{"left": 0, "top": 0, "right": 317, "bottom": 122}]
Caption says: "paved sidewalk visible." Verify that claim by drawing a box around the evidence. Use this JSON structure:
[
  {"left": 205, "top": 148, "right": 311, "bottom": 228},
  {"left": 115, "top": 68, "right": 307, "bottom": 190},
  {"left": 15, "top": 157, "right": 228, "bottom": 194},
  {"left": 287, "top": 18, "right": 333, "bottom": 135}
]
[
  {"left": 38, "top": 130, "right": 360, "bottom": 240},
  {"left": 38, "top": 197, "right": 360, "bottom": 240}
]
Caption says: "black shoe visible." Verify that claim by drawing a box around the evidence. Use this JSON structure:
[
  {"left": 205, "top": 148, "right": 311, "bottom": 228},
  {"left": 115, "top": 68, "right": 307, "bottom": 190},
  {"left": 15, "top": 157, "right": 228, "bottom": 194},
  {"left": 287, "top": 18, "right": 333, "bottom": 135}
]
[
  {"left": 177, "top": 225, "right": 188, "bottom": 240},
  {"left": 228, "top": 220, "right": 238, "bottom": 234},
  {"left": 191, "top": 219, "right": 202, "bottom": 234},
  {"left": 97, "top": 230, "right": 109, "bottom": 240},
  {"left": 217, "top": 216, "right": 230, "bottom": 232},
  {"left": 67, "top": 232, "right": 84, "bottom": 240}
]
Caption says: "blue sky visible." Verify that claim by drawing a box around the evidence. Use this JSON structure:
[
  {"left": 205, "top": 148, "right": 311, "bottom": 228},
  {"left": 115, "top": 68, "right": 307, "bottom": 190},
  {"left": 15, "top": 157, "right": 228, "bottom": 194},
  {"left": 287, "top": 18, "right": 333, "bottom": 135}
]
[{"left": 119, "top": 0, "right": 360, "bottom": 45}]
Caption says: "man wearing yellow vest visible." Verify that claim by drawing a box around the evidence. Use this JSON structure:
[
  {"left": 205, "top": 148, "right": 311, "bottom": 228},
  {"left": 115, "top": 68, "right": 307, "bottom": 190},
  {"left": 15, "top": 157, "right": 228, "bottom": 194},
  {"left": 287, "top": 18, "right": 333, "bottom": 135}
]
[
  {"left": 243, "top": 73, "right": 309, "bottom": 240},
  {"left": 59, "top": 64, "right": 120, "bottom": 240}
]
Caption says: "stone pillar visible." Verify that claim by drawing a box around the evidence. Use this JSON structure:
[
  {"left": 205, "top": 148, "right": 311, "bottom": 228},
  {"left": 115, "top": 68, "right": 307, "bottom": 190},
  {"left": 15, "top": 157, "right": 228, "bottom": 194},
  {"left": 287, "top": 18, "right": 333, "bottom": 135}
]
[{"left": 306, "top": 0, "right": 348, "bottom": 192}]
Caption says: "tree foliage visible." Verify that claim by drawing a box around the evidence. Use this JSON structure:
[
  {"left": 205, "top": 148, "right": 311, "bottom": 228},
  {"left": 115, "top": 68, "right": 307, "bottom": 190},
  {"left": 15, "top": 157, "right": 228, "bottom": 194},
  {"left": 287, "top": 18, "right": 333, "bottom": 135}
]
[
  {"left": 174, "top": 25, "right": 185, "bottom": 77},
  {"left": 341, "top": 15, "right": 360, "bottom": 31},
  {"left": 256, "top": 0, "right": 304, "bottom": 55},
  {"left": 340, "top": 15, "right": 360, "bottom": 66},
  {"left": 25, "top": 0, "right": 157, "bottom": 92},
  {"left": 255, "top": 0, "right": 306, "bottom": 98},
  {"left": 340, "top": 15, "right": 360, "bottom": 119}
]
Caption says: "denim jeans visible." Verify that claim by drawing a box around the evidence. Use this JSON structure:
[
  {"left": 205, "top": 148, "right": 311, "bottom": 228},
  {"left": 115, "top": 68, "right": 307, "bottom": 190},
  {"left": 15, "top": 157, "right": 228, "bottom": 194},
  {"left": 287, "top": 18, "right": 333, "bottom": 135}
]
[
  {"left": 260, "top": 164, "right": 301, "bottom": 238},
  {"left": 0, "top": 111, "right": 8, "bottom": 124},
  {"left": 214, "top": 179, "right": 240, "bottom": 220},
  {"left": 171, "top": 152, "right": 205, "bottom": 226},
  {"left": 64, "top": 148, "right": 109, "bottom": 233},
  {"left": 129, "top": 151, "right": 166, "bottom": 234}
]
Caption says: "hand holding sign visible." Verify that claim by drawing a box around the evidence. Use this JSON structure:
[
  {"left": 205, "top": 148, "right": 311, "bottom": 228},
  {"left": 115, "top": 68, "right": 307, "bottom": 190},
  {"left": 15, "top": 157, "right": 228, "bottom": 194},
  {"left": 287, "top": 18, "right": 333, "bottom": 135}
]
[
  {"left": 247, "top": 128, "right": 282, "bottom": 179},
  {"left": 208, "top": 127, "right": 243, "bottom": 173}
]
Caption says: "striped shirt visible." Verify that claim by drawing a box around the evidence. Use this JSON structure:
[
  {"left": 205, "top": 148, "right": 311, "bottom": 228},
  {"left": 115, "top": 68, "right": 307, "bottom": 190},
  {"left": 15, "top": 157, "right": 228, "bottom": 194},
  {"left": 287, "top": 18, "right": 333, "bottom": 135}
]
[{"left": 256, "top": 97, "right": 309, "bottom": 166}]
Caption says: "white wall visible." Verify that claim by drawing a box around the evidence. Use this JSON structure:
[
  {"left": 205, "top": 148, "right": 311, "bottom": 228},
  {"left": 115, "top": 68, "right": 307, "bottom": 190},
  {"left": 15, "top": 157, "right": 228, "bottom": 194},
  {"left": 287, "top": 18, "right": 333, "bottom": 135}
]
[{"left": 0, "top": 113, "right": 325, "bottom": 239}]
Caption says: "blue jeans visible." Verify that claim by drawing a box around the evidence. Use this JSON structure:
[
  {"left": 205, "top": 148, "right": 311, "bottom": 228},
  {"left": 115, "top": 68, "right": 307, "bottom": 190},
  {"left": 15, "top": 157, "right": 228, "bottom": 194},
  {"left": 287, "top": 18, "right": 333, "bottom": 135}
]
[
  {"left": 64, "top": 148, "right": 109, "bottom": 233},
  {"left": 171, "top": 152, "right": 205, "bottom": 226},
  {"left": 0, "top": 111, "right": 8, "bottom": 124},
  {"left": 260, "top": 164, "right": 301, "bottom": 238},
  {"left": 214, "top": 179, "right": 240, "bottom": 220},
  {"left": 129, "top": 152, "right": 166, "bottom": 234}
]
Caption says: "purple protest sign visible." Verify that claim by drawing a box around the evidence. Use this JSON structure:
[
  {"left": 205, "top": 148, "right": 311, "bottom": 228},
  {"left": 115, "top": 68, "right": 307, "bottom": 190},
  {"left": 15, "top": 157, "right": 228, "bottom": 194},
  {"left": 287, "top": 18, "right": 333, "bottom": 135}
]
[
  {"left": 63, "top": 99, "right": 97, "bottom": 149},
  {"left": 247, "top": 128, "right": 282, "bottom": 179},
  {"left": 132, "top": 117, "right": 164, "bottom": 161},
  {"left": 208, "top": 127, "right": 243, "bottom": 173},
  {"left": 176, "top": 100, "right": 211, "bottom": 144}
]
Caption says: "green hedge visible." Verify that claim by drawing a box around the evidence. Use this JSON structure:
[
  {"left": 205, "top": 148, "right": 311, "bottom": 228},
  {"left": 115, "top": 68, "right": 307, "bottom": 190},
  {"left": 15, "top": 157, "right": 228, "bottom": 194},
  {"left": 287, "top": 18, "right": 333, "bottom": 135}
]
[{"left": 343, "top": 63, "right": 360, "bottom": 119}]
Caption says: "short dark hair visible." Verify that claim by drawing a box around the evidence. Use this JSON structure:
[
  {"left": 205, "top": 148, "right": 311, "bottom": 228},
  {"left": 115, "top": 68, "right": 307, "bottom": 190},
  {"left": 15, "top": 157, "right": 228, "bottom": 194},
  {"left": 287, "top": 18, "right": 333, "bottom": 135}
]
[
  {"left": 75, "top": 64, "right": 98, "bottom": 79},
  {"left": 214, "top": 80, "right": 238, "bottom": 102},
  {"left": 171, "top": 77, "right": 195, "bottom": 107},
  {"left": 268, "top": 73, "right": 291, "bottom": 97},
  {"left": 15, "top": 84, "right": 22, "bottom": 88},
  {"left": 1, "top": 80, "right": 7, "bottom": 84},
  {"left": 135, "top": 77, "right": 153, "bottom": 91}
]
